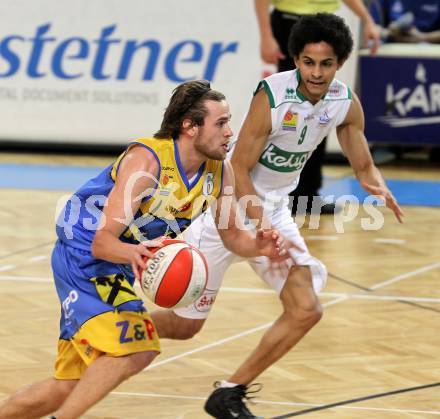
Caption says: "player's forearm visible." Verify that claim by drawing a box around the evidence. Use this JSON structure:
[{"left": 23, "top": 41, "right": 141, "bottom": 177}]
[
  {"left": 254, "top": 0, "right": 274, "bottom": 38},
  {"left": 354, "top": 162, "right": 386, "bottom": 189},
  {"left": 91, "top": 230, "right": 135, "bottom": 264},
  {"left": 218, "top": 228, "right": 264, "bottom": 258},
  {"left": 233, "top": 168, "right": 272, "bottom": 230}
]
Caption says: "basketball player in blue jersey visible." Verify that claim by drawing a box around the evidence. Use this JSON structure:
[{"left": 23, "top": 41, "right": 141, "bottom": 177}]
[
  {"left": 148, "top": 15, "right": 404, "bottom": 419},
  {"left": 0, "top": 81, "right": 288, "bottom": 419}
]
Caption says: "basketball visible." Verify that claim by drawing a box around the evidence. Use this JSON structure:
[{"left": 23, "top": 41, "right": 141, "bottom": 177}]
[{"left": 139, "top": 239, "right": 208, "bottom": 309}]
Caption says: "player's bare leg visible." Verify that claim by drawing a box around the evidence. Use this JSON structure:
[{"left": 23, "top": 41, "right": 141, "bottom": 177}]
[
  {"left": 205, "top": 266, "right": 322, "bottom": 418},
  {"left": 151, "top": 310, "right": 206, "bottom": 340},
  {"left": 53, "top": 351, "right": 158, "bottom": 419},
  {"left": 229, "top": 266, "right": 322, "bottom": 384},
  {"left": 0, "top": 378, "right": 76, "bottom": 419}
]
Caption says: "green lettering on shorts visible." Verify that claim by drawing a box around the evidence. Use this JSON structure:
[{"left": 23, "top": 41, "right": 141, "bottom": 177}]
[{"left": 258, "top": 143, "right": 310, "bottom": 173}]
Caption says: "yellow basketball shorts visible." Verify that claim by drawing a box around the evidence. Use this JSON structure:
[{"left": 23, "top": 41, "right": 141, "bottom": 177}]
[{"left": 54, "top": 310, "right": 160, "bottom": 380}]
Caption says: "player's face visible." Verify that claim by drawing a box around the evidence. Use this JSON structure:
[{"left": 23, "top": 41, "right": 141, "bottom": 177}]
[
  {"left": 294, "top": 42, "right": 342, "bottom": 103},
  {"left": 194, "top": 99, "right": 233, "bottom": 160}
]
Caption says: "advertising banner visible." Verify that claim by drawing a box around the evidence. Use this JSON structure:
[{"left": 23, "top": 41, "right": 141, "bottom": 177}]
[
  {"left": 0, "top": 0, "right": 262, "bottom": 144},
  {"left": 360, "top": 53, "right": 440, "bottom": 145},
  {"left": 0, "top": 1, "right": 358, "bottom": 150}
]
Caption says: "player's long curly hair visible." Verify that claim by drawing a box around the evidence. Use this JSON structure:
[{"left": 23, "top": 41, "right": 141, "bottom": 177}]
[
  {"left": 154, "top": 80, "right": 225, "bottom": 139},
  {"left": 288, "top": 13, "right": 353, "bottom": 62}
]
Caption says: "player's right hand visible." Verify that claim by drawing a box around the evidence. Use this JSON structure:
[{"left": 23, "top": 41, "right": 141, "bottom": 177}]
[{"left": 131, "top": 239, "right": 165, "bottom": 281}]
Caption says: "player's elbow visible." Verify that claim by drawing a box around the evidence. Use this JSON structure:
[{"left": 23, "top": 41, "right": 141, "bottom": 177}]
[
  {"left": 91, "top": 233, "right": 103, "bottom": 259},
  {"left": 218, "top": 227, "right": 239, "bottom": 253}
]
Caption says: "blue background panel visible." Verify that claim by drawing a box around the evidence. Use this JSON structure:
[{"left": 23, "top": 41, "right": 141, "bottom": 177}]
[
  {"left": 321, "top": 177, "right": 440, "bottom": 207},
  {"left": 0, "top": 164, "right": 439, "bottom": 207}
]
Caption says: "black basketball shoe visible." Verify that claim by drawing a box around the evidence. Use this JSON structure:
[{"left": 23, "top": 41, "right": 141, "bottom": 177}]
[{"left": 204, "top": 382, "right": 264, "bottom": 419}]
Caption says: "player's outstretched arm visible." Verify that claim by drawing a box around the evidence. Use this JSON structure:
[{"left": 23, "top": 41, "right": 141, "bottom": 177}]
[
  {"left": 91, "top": 145, "right": 164, "bottom": 277},
  {"left": 337, "top": 93, "right": 404, "bottom": 223},
  {"left": 214, "top": 161, "right": 287, "bottom": 259}
]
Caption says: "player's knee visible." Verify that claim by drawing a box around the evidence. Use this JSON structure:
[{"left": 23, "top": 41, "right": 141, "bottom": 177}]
[
  {"left": 55, "top": 379, "right": 77, "bottom": 400},
  {"left": 122, "top": 351, "right": 158, "bottom": 378},
  {"left": 171, "top": 319, "right": 204, "bottom": 340},
  {"left": 288, "top": 300, "right": 323, "bottom": 329}
]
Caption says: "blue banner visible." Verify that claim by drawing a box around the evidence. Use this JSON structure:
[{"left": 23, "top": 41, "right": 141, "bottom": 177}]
[{"left": 360, "top": 56, "right": 440, "bottom": 145}]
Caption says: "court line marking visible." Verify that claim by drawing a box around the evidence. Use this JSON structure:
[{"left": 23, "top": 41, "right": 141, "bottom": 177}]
[
  {"left": 0, "top": 265, "right": 16, "bottom": 272},
  {"left": 29, "top": 255, "right": 48, "bottom": 262},
  {"left": 370, "top": 261, "right": 440, "bottom": 290},
  {"left": 271, "top": 381, "right": 440, "bottom": 418},
  {"left": 0, "top": 241, "right": 53, "bottom": 261},
  {"left": 304, "top": 235, "right": 338, "bottom": 241},
  {"left": 111, "top": 390, "right": 440, "bottom": 416},
  {"left": 145, "top": 322, "right": 273, "bottom": 370},
  {"left": 374, "top": 238, "right": 406, "bottom": 245},
  {"left": 220, "top": 287, "right": 440, "bottom": 303},
  {"left": 0, "top": 255, "right": 48, "bottom": 272},
  {"left": 0, "top": 275, "right": 52, "bottom": 283},
  {"left": 143, "top": 260, "right": 440, "bottom": 371},
  {"left": 2, "top": 275, "right": 440, "bottom": 305}
]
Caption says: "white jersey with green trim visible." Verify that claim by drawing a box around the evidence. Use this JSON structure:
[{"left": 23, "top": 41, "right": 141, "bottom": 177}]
[{"left": 233, "top": 69, "right": 352, "bottom": 203}]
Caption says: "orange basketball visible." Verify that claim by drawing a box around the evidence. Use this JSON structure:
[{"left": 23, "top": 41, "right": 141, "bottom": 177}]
[{"left": 139, "top": 239, "right": 208, "bottom": 308}]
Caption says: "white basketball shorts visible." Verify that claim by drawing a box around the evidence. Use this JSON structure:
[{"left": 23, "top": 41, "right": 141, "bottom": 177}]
[{"left": 174, "top": 207, "right": 327, "bottom": 319}]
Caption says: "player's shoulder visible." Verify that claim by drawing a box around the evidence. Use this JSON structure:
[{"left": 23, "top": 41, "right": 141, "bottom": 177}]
[
  {"left": 322, "top": 78, "right": 352, "bottom": 101},
  {"left": 129, "top": 137, "right": 173, "bottom": 153},
  {"left": 255, "top": 70, "right": 300, "bottom": 108}
]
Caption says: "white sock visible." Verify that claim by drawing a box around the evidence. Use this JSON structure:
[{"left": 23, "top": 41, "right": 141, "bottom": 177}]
[{"left": 219, "top": 380, "right": 239, "bottom": 388}]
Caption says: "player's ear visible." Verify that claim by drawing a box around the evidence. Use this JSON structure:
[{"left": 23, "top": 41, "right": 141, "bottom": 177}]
[{"left": 182, "top": 118, "right": 198, "bottom": 137}]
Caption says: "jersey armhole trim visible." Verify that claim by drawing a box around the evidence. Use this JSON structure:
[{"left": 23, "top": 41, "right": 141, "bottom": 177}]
[
  {"left": 255, "top": 80, "right": 275, "bottom": 108},
  {"left": 115, "top": 143, "right": 161, "bottom": 203}
]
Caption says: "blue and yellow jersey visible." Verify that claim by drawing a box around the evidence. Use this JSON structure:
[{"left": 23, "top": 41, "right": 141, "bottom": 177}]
[{"left": 56, "top": 137, "right": 224, "bottom": 252}]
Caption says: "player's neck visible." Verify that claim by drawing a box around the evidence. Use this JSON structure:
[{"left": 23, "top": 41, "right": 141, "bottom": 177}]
[
  {"left": 175, "top": 137, "right": 205, "bottom": 178},
  {"left": 297, "top": 83, "right": 325, "bottom": 105}
]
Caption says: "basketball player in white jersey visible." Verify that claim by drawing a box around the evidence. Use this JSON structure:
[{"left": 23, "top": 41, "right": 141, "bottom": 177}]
[{"left": 150, "top": 13, "right": 403, "bottom": 419}]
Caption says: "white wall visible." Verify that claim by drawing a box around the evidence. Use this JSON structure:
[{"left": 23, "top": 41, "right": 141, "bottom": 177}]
[
  {"left": 0, "top": 1, "right": 358, "bottom": 154},
  {"left": 0, "top": 0, "right": 262, "bottom": 144}
]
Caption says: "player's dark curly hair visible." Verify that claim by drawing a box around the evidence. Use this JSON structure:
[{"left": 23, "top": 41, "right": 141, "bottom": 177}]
[
  {"left": 154, "top": 80, "right": 225, "bottom": 139},
  {"left": 288, "top": 13, "right": 353, "bottom": 62}
]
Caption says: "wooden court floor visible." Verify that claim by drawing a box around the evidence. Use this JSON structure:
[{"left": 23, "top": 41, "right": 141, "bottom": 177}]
[{"left": 0, "top": 152, "right": 439, "bottom": 418}]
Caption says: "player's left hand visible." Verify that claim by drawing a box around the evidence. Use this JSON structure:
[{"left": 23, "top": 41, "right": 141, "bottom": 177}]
[
  {"left": 256, "top": 229, "right": 304, "bottom": 262},
  {"left": 361, "top": 182, "right": 404, "bottom": 223}
]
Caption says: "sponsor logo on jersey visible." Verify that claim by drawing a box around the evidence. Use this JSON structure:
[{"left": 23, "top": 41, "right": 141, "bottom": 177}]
[
  {"left": 62, "top": 289, "right": 79, "bottom": 321},
  {"left": 327, "top": 85, "right": 342, "bottom": 97},
  {"left": 282, "top": 111, "right": 297, "bottom": 131},
  {"left": 90, "top": 273, "right": 140, "bottom": 306},
  {"left": 165, "top": 200, "right": 192, "bottom": 215},
  {"left": 79, "top": 339, "right": 94, "bottom": 358},
  {"left": 284, "top": 87, "right": 296, "bottom": 100},
  {"left": 179, "top": 202, "right": 191, "bottom": 212},
  {"left": 318, "top": 111, "right": 331, "bottom": 125},
  {"left": 195, "top": 290, "right": 217, "bottom": 313},
  {"left": 258, "top": 144, "right": 310, "bottom": 172}
]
